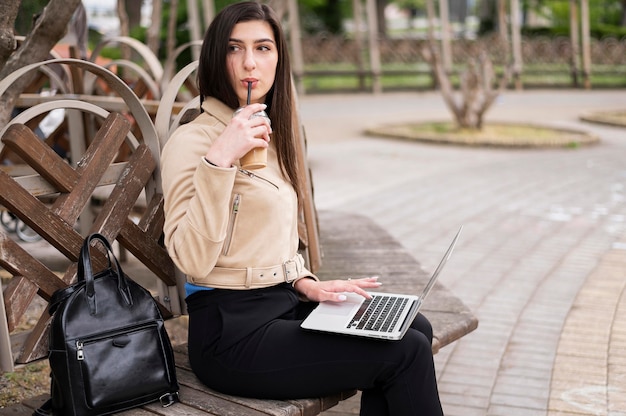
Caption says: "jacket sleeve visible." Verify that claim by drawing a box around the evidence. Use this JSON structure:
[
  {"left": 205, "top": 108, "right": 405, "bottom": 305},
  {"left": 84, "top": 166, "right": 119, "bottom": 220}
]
[{"left": 161, "top": 122, "right": 236, "bottom": 279}]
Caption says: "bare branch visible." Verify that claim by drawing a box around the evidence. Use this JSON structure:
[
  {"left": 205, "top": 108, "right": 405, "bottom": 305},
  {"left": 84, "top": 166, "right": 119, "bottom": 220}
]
[
  {"left": 420, "top": 42, "right": 463, "bottom": 125},
  {"left": 0, "top": 0, "right": 82, "bottom": 126}
]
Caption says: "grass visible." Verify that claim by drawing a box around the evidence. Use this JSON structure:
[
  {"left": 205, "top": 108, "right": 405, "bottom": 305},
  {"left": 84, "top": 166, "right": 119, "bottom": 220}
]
[
  {"left": 366, "top": 121, "right": 600, "bottom": 148},
  {"left": 301, "top": 62, "right": 626, "bottom": 93},
  {"left": 0, "top": 361, "right": 50, "bottom": 408}
]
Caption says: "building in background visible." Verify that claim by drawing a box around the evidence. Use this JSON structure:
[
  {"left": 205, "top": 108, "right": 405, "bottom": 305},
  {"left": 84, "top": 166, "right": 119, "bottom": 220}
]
[{"left": 82, "top": 0, "right": 151, "bottom": 37}]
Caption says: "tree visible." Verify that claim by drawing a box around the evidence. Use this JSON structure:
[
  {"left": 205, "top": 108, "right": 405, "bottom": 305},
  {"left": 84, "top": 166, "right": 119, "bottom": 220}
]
[
  {"left": 125, "top": 0, "right": 143, "bottom": 32},
  {"left": 0, "top": 0, "right": 21, "bottom": 70},
  {"left": 376, "top": 0, "right": 388, "bottom": 36},
  {"left": 422, "top": 0, "right": 512, "bottom": 129},
  {"left": 0, "top": 0, "right": 82, "bottom": 126},
  {"left": 147, "top": 0, "right": 163, "bottom": 54},
  {"left": 423, "top": 43, "right": 512, "bottom": 129}
]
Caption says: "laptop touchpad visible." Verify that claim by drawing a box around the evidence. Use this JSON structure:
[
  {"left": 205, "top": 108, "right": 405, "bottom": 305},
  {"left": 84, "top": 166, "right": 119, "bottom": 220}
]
[{"left": 316, "top": 295, "right": 362, "bottom": 317}]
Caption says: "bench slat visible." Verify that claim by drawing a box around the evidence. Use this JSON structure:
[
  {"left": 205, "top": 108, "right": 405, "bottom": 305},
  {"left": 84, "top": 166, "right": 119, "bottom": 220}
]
[{"left": 142, "top": 400, "right": 220, "bottom": 415}]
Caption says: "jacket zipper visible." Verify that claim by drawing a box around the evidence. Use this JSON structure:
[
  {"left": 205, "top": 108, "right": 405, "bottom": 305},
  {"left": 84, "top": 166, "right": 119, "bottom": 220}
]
[
  {"left": 223, "top": 194, "right": 241, "bottom": 256},
  {"left": 238, "top": 169, "right": 279, "bottom": 190}
]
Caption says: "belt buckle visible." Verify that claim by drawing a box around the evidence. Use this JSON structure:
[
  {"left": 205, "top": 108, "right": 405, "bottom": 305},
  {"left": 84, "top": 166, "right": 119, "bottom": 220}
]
[{"left": 282, "top": 258, "right": 296, "bottom": 282}]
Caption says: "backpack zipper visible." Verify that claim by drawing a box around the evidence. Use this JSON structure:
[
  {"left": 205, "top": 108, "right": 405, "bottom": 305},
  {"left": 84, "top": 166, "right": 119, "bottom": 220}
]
[{"left": 74, "top": 322, "right": 158, "bottom": 361}]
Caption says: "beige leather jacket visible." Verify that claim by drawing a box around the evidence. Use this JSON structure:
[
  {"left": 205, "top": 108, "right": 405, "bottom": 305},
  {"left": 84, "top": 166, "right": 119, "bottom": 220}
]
[{"left": 160, "top": 97, "right": 317, "bottom": 289}]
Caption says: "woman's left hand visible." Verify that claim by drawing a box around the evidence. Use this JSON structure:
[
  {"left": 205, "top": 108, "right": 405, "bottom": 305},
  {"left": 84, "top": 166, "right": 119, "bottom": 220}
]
[{"left": 294, "top": 276, "right": 381, "bottom": 303}]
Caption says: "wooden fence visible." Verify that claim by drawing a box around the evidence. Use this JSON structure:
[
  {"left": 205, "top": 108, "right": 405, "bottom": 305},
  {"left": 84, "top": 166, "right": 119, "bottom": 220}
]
[{"left": 297, "top": 34, "right": 626, "bottom": 93}]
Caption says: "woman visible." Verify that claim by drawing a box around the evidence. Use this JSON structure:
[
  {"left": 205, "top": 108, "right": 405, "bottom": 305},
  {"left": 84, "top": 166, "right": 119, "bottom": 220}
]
[{"left": 160, "top": 3, "right": 444, "bottom": 415}]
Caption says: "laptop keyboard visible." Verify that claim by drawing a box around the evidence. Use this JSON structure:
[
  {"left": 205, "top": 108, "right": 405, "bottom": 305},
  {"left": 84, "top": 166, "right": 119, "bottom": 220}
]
[{"left": 348, "top": 295, "right": 408, "bottom": 332}]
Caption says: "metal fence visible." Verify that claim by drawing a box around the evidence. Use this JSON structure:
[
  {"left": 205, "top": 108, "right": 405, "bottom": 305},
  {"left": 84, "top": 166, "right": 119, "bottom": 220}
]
[{"left": 298, "top": 34, "right": 626, "bottom": 92}]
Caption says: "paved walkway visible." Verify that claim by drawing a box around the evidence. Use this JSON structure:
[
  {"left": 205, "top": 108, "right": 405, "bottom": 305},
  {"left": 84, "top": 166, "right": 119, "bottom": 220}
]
[{"left": 299, "top": 90, "right": 626, "bottom": 416}]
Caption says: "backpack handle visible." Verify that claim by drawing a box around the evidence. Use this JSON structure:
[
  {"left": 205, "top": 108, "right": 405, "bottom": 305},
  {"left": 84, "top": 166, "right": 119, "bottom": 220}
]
[{"left": 77, "top": 233, "right": 133, "bottom": 315}]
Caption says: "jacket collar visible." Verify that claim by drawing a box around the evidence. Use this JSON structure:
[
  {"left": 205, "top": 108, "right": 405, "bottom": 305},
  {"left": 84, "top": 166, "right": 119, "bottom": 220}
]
[{"left": 201, "top": 97, "right": 235, "bottom": 126}]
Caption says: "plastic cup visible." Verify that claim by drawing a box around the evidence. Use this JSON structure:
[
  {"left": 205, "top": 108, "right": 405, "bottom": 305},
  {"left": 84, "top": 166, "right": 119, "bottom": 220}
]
[
  {"left": 240, "top": 147, "right": 267, "bottom": 170},
  {"left": 235, "top": 108, "right": 271, "bottom": 170}
]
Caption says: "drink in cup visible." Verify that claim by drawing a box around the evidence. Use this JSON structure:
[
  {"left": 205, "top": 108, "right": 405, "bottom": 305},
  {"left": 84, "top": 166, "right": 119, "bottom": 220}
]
[
  {"left": 239, "top": 110, "right": 270, "bottom": 169},
  {"left": 236, "top": 82, "right": 271, "bottom": 170}
]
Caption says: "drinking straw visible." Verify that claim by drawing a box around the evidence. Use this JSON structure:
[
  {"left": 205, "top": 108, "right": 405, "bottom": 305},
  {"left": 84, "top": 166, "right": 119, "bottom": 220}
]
[{"left": 247, "top": 81, "right": 252, "bottom": 105}]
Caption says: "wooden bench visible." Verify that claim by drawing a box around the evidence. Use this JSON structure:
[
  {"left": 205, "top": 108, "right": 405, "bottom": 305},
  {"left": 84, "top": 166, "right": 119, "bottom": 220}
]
[
  {"left": 0, "top": 210, "right": 476, "bottom": 416},
  {"left": 0, "top": 59, "right": 477, "bottom": 416}
]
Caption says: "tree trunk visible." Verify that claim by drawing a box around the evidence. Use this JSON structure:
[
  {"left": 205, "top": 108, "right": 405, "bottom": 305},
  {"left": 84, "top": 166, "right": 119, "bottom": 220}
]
[
  {"left": 352, "top": 0, "right": 366, "bottom": 91},
  {"left": 117, "top": 0, "right": 131, "bottom": 61},
  {"left": 497, "top": 0, "right": 507, "bottom": 42},
  {"left": 267, "top": 0, "right": 287, "bottom": 20},
  {"left": 569, "top": 0, "right": 580, "bottom": 87},
  {"left": 117, "top": 0, "right": 129, "bottom": 38},
  {"left": 0, "top": 0, "right": 20, "bottom": 70},
  {"left": 510, "top": 0, "right": 523, "bottom": 89},
  {"left": 580, "top": 0, "right": 591, "bottom": 89},
  {"left": 201, "top": 0, "right": 215, "bottom": 28},
  {"left": 166, "top": 0, "right": 179, "bottom": 61},
  {"left": 439, "top": 0, "right": 453, "bottom": 73},
  {"left": 0, "top": 0, "right": 81, "bottom": 126},
  {"left": 366, "top": 0, "right": 382, "bottom": 93},
  {"left": 147, "top": 0, "right": 163, "bottom": 55},
  {"left": 126, "top": 0, "right": 142, "bottom": 33},
  {"left": 376, "top": 0, "right": 387, "bottom": 38},
  {"left": 287, "top": 0, "right": 305, "bottom": 95},
  {"left": 186, "top": 0, "right": 202, "bottom": 61}
]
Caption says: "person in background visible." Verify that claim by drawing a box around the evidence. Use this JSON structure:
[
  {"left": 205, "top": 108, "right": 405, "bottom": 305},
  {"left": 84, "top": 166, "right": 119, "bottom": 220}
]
[{"left": 160, "top": 3, "right": 444, "bottom": 415}]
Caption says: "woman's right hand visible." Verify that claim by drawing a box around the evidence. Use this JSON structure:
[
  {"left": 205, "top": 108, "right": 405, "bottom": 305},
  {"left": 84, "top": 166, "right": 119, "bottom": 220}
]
[{"left": 204, "top": 103, "right": 272, "bottom": 167}]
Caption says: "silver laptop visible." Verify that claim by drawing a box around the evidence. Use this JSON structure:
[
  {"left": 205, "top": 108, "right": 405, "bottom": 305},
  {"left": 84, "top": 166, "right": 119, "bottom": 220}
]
[{"left": 301, "top": 226, "right": 463, "bottom": 340}]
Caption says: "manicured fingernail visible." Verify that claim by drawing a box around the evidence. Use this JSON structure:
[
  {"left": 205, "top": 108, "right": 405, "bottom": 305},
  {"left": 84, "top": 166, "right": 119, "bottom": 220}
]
[{"left": 338, "top": 295, "right": 347, "bottom": 301}]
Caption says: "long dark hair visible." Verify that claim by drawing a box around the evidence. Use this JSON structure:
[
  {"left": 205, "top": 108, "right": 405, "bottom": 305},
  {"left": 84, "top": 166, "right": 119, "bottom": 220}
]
[{"left": 198, "top": 2, "right": 299, "bottom": 199}]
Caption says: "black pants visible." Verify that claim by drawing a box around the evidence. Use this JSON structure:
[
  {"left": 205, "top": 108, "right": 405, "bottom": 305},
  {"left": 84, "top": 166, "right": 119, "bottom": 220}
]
[{"left": 187, "top": 286, "right": 444, "bottom": 416}]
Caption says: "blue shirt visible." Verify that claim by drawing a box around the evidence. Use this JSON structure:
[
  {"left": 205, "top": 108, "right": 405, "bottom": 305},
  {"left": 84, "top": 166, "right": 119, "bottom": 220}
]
[{"left": 185, "top": 282, "right": 214, "bottom": 297}]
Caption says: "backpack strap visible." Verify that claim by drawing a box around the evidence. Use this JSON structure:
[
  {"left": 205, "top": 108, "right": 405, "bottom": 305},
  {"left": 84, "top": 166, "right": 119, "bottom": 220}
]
[
  {"left": 33, "top": 391, "right": 179, "bottom": 414},
  {"left": 48, "top": 282, "right": 84, "bottom": 315},
  {"left": 32, "top": 398, "right": 52, "bottom": 416},
  {"left": 159, "top": 391, "right": 180, "bottom": 407}
]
